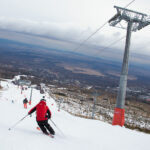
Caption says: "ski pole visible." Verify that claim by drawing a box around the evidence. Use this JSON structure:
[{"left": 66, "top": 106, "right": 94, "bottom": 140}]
[
  {"left": 8, "top": 114, "right": 28, "bottom": 131},
  {"left": 50, "top": 119, "right": 65, "bottom": 137}
]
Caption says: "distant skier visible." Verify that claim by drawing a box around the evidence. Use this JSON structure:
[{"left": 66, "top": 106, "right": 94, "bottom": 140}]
[
  {"left": 28, "top": 96, "right": 55, "bottom": 136},
  {"left": 23, "top": 98, "right": 28, "bottom": 109}
]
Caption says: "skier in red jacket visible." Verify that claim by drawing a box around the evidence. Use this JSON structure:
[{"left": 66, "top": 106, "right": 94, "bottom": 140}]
[{"left": 28, "top": 96, "right": 55, "bottom": 135}]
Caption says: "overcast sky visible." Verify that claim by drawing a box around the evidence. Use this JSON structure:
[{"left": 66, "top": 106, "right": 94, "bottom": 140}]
[{"left": 0, "top": 0, "right": 150, "bottom": 58}]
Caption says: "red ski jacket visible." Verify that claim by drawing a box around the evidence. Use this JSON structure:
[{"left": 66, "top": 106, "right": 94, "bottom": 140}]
[{"left": 28, "top": 100, "right": 51, "bottom": 121}]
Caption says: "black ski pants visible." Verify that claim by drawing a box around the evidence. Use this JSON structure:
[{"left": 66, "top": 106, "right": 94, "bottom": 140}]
[{"left": 37, "top": 120, "right": 55, "bottom": 135}]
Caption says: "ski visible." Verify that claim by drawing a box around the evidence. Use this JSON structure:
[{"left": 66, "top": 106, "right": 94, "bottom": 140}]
[
  {"left": 48, "top": 134, "right": 54, "bottom": 138},
  {"left": 36, "top": 127, "right": 40, "bottom": 130},
  {"left": 36, "top": 127, "right": 54, "bottom": 138}
]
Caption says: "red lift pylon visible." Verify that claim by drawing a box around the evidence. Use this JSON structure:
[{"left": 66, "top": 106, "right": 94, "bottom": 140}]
[{"left": 109, "top": 6, "right": 150, "bottom": 126}]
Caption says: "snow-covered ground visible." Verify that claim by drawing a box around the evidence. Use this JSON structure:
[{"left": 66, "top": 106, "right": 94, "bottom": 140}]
[{"left": 0, "top": 79, "right": 150, "bottom": 150}]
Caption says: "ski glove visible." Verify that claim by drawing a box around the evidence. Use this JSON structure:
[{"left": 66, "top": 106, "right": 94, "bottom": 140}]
[{"left": 45, "top": 115, "right": 50, "bottom": 119}]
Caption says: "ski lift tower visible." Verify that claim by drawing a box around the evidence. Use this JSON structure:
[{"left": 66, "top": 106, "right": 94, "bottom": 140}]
[{"left": 109, "top": 6, "right": 150, "bottom": 126}]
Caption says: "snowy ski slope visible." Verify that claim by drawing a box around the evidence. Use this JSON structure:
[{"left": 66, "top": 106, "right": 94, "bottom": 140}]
[{"left": 0, "top": 79, "right": 150, "bottom": 150}]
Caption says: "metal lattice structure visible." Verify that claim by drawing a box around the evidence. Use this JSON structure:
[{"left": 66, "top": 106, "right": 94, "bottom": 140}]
[{"left": 109, "top": 6, "right": 150, "bottom": 31}]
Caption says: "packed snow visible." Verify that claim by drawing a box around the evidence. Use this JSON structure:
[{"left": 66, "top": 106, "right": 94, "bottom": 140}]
[{"left": 0, "top": 79, "right": 150, "bottom": 150}]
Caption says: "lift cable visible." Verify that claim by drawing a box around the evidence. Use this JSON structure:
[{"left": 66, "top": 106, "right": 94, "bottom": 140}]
[
  {"left": 93, "top": 35, "right": 126, "bottom": 57},
  {"left": 73, "top": 21, "right": 108, "bottom": 52},
  {"left": 72, "top": 0, "right": 135, "bottom": 53}
]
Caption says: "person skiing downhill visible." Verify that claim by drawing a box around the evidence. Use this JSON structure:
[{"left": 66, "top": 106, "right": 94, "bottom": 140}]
[
  {"left": 23, "top": 98, "right": 28, "bottom": 109},
  {"left": 28, "top": 96, "right": 55, "bottom": 135}
]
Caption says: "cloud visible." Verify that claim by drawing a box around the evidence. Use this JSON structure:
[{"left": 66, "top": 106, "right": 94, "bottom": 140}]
[
  {"left": 0, "top": 10, "right": 149, "bottom": 63},
  {"left": 0, "top": 17, "right": 77, "bottom": 41},
  {"left": 0, "top": 17, "right": 114, "bottom": 49},
  {"left": 0, "top": 20, "right": 149, "bottom": 66}
]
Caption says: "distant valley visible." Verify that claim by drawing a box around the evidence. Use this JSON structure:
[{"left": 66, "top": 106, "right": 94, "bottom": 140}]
[{"left": 0, "top": 38, "right": 150, "bottom": 90}]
